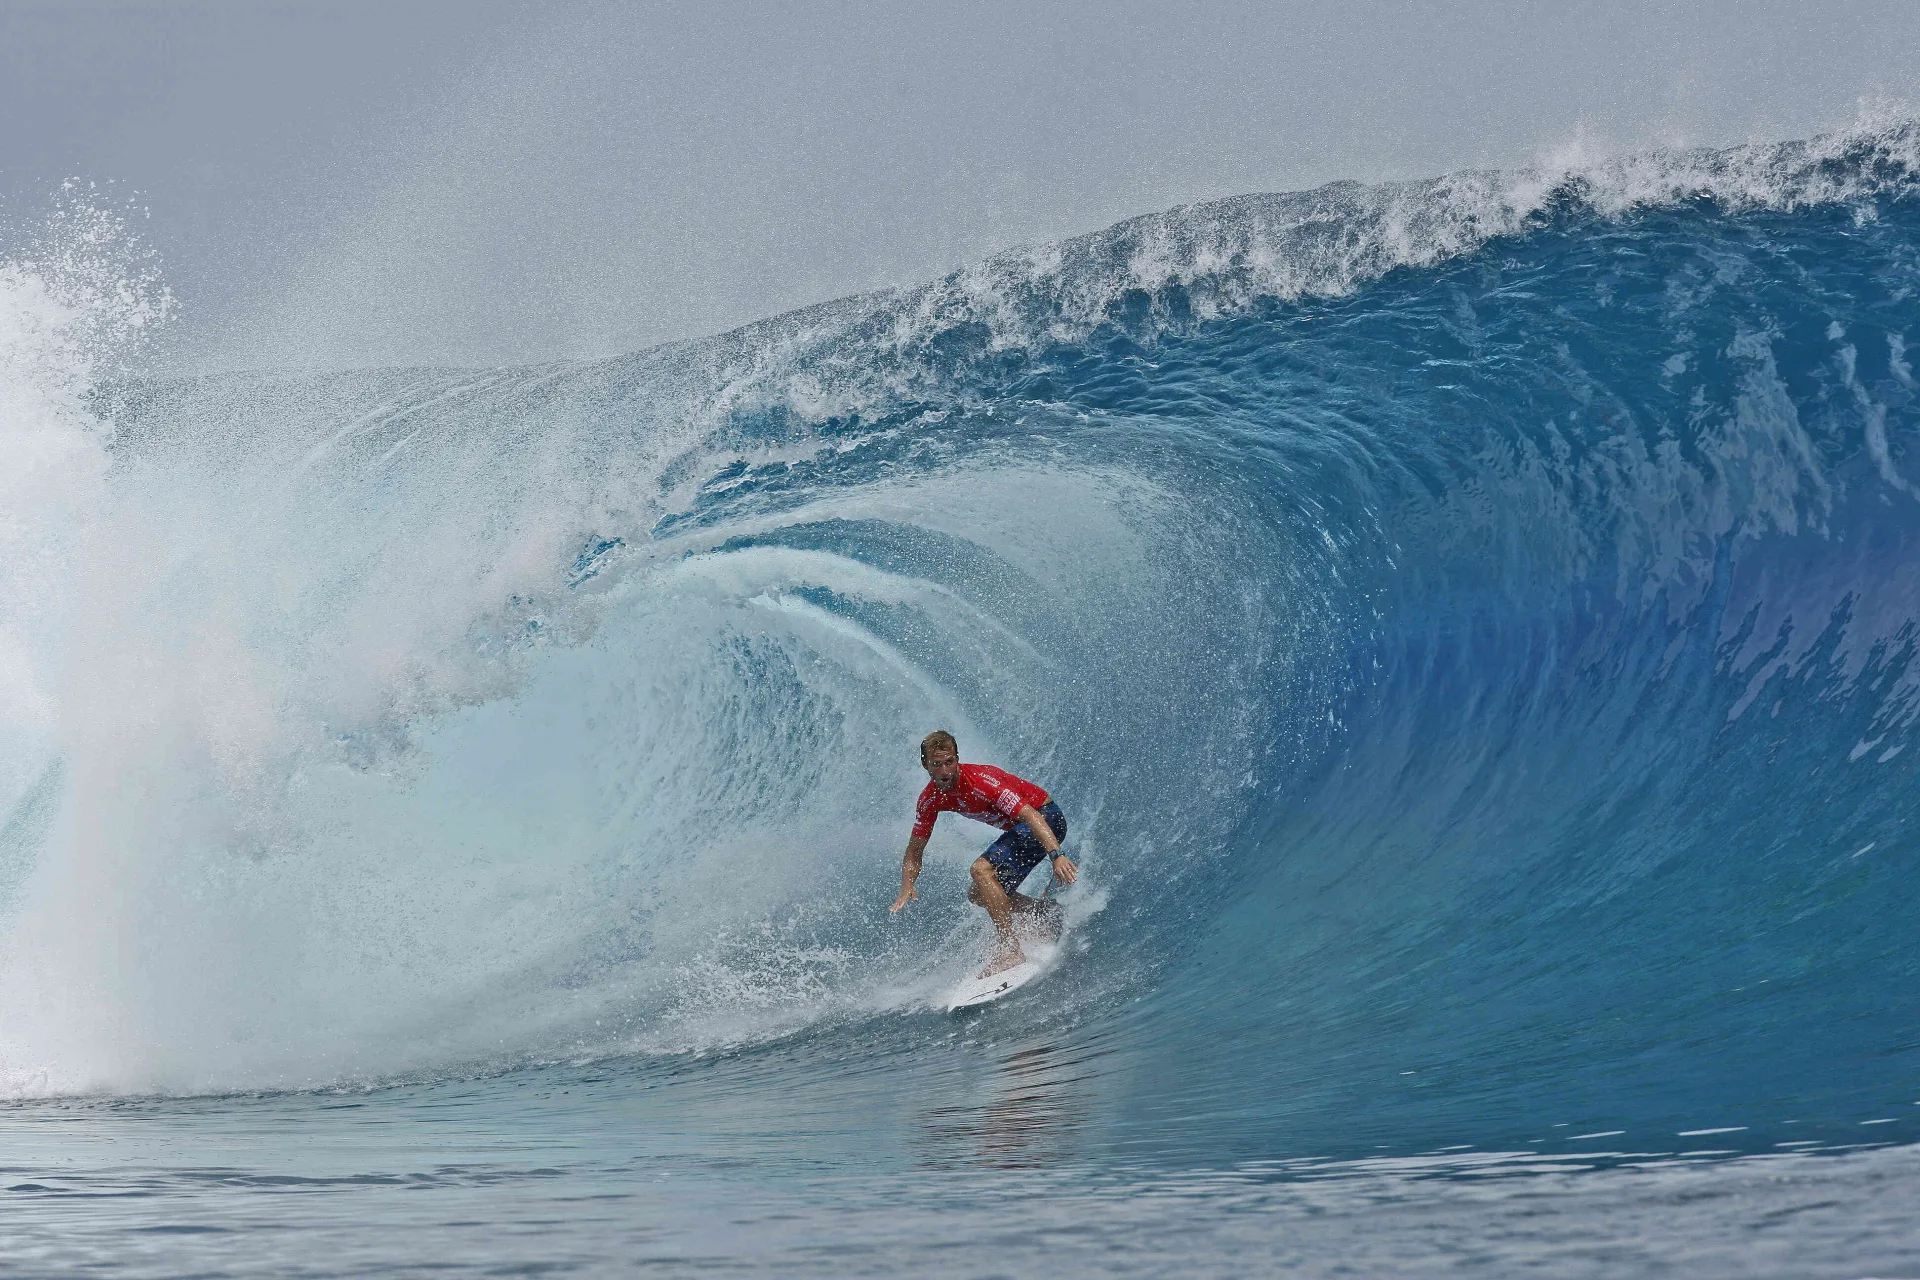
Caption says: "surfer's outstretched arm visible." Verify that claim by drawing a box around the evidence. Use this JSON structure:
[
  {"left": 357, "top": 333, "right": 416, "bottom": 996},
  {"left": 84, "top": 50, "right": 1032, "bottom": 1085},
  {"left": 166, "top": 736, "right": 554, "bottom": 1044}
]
[{"left": 891, "top": 835, "right": 928, "bottom": 912}]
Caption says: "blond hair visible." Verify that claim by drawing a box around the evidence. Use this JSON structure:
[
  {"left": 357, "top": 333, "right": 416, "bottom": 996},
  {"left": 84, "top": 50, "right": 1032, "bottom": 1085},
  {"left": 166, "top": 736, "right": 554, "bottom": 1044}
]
[{"left": 919, "top": 729, "right": 958, "bottom": 763}]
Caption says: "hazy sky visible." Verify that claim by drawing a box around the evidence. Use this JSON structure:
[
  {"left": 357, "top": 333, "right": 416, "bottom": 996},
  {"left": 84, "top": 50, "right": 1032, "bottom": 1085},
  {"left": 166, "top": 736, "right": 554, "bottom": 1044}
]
[{"left": 4, "top": 0, "right": 1917, "bottom": 371}]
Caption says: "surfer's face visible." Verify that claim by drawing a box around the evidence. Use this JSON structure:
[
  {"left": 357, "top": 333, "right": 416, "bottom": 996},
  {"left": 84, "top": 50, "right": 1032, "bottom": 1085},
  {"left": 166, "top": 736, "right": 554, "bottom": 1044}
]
[{"left": 923, "top": 749, "right": 960, "bottom": 791}]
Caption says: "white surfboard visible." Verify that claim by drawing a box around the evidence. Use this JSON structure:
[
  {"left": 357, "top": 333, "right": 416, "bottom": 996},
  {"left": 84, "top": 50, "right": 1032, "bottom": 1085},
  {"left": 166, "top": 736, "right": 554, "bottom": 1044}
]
[{"left": 946, "top": 941, "right": 1059, "bottom": 1010}]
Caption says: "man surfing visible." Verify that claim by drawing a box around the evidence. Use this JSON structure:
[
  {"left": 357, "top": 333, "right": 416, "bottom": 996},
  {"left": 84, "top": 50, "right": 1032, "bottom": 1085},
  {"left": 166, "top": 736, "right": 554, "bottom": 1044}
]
[{"left": 889, "top": 730, "right": 1076, "bottom": 976}]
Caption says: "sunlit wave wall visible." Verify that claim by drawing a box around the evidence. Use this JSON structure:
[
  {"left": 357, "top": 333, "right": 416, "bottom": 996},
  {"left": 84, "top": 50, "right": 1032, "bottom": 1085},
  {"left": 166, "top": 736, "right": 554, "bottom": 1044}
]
[{"left": 0, "top": 122, "right": 1917, "bottom": 1163}]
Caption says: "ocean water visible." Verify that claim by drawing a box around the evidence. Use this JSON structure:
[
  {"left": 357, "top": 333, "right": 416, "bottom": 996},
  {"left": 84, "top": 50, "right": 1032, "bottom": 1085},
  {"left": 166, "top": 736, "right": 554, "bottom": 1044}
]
[{"left": 4, "top": 121, "right": 1920, "bottom": 1275}]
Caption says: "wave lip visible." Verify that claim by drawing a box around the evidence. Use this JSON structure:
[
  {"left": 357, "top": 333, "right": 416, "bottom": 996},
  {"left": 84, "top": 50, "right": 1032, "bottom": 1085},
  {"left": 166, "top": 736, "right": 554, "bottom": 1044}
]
[{"left": 657, "top": 114, "right": 1920, "bottom": 439}]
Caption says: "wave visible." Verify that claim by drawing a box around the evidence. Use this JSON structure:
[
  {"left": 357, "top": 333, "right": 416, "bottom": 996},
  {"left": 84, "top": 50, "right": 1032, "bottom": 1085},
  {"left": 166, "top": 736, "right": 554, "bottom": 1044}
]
[{"left": 0, "top": 119, "right": 1916, "bottom": 1162}]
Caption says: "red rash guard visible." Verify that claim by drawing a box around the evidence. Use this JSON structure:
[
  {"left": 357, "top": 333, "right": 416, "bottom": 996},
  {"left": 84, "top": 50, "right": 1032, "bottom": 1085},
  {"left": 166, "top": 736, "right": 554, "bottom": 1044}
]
[{"left": 911, "top": 764, "right": 1050, "bottom": 842}]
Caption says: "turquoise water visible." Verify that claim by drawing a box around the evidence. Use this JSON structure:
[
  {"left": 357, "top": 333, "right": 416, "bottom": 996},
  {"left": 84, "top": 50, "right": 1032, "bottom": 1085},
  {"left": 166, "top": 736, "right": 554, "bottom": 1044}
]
[{"left": 3, "top": 122, "right": 1920, "bottom": 1274}]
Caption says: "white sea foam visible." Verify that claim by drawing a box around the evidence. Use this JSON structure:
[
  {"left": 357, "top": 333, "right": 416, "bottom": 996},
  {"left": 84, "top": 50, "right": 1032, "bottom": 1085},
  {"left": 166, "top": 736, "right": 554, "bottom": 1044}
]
[{"left": 0, "top": 197, "right": 168, "bottom": 832}]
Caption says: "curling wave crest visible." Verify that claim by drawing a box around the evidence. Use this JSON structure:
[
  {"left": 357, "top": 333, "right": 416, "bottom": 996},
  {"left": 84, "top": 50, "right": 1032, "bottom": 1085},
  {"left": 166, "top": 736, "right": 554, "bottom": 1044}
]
[{"left": 0, "top": 120, "right": 1917, "bottom": 1167}]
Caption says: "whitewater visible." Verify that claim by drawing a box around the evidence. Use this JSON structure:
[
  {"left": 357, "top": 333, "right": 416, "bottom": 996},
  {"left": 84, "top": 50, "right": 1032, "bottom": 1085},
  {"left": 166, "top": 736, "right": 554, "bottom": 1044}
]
[{"left": 4, "top": 119, "right": 1920, "bottom": 1275}]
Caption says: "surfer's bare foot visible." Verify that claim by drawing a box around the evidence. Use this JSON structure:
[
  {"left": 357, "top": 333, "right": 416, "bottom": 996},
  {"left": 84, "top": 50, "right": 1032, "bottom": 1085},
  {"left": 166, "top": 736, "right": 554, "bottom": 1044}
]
[{"left": 980, "top": 949, "right": 1027, "bottom": 978}]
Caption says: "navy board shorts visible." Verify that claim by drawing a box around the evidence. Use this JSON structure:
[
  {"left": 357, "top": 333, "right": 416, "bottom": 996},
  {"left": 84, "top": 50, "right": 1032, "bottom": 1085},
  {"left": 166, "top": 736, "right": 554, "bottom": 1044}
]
[{"left": 982, "top": 800, "right": 1067, "bottom": 894}]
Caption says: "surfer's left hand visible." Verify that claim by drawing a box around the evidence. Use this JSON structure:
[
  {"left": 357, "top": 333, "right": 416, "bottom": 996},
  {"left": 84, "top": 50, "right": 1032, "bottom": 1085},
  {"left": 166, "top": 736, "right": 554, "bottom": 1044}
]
[{"left": 1050, "top": 852, "right": 1078, "bottom": 885}]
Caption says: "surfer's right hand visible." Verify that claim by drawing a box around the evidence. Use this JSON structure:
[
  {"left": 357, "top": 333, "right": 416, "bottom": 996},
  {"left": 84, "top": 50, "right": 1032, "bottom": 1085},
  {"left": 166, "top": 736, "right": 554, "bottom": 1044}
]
[{"left": 890, "top": 886, "right": 917, "bottom": 913}]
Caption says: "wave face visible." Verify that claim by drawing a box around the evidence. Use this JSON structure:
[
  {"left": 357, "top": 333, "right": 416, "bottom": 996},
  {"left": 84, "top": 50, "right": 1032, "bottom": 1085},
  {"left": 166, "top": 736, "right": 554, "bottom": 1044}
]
[{"left": 3, "top": 123, "right": 1920, "bottom": 1166}]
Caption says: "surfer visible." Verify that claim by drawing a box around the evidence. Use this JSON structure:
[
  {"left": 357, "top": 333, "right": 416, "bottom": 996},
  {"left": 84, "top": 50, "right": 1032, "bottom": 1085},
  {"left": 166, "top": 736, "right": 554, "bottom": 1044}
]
[{"left": 889, "top": 730, "right": 1076, "bottom": 976}]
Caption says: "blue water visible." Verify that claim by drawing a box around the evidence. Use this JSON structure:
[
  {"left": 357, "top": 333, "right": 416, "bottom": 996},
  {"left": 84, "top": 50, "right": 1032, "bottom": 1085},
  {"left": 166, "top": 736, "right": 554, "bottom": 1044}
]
[{"left": 4, "top": 123, "right": 1920, "bottom": 1274}]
